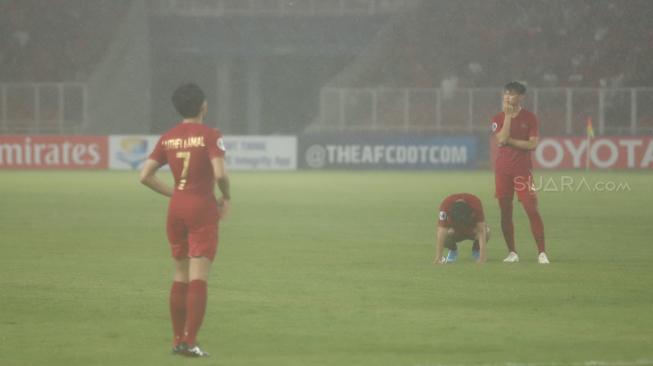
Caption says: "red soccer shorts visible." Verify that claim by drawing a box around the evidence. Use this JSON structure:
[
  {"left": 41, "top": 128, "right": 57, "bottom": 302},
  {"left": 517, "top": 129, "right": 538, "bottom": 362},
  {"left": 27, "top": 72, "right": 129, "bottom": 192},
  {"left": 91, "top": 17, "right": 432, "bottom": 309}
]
[
  {"left": 166, "top": 195, "right": 219, "bottom": 261},
  {"left": 495, "top": 171, "right": 538, "bottom": 203}
]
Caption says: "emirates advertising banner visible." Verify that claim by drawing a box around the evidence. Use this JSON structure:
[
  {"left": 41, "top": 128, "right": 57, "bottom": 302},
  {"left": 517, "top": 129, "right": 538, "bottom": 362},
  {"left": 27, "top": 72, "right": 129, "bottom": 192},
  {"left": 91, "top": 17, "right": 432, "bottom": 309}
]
[
  {"left": 490, "top": 136, "right": 653, "bottom": 169},
  {"left": 0, "top": 135, "right": 108, "bottom": 169},
  {"left": 109, "top": 135, "right": 297, "bottom": 171}
]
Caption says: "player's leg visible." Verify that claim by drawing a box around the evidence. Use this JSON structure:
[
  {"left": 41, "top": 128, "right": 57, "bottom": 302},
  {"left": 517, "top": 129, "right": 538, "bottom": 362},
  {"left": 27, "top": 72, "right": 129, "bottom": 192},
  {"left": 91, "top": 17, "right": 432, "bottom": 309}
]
[
  {"left": 444, "top": 228, "right": 459, "bottom": 262},
  {"left": 173, "top": 259, "right": 190, "bottom": 282},
  {"left": 170, "top": 259, "right": 189, "bottom": 352},
  {"left": 496, "top": 172, "right": 518, "bottom": 261},
  {"left": 166, "top": 213, "right": 190, "bottom": 353},
  {"left": 471, "top": 225, "right": 490, "bottom": 260},
  {"left": 183, "top": 256, "right": 211, "bottom": 355},
  {"left": 516, "top": 175, "right": 548, "bottom": 263},
  {"left": 471, "top": 240, "right": 480, "bottom": 260},
  {"left": 182, "top": 219, "right": 218, "bottom": 357}
]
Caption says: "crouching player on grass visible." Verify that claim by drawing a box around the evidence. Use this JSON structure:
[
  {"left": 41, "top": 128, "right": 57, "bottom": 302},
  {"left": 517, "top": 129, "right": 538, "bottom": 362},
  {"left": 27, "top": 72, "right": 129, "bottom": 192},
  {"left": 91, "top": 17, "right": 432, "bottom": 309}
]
[{"left": 433, "top": 193, "right": 489, "bottom": 264}]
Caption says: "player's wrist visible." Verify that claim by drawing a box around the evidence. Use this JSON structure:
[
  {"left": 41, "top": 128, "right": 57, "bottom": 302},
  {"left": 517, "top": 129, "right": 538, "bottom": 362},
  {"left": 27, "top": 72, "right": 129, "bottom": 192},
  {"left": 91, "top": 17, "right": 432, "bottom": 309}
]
[{"left": 217, "top": 176, "right": 230, "bottom": 201}]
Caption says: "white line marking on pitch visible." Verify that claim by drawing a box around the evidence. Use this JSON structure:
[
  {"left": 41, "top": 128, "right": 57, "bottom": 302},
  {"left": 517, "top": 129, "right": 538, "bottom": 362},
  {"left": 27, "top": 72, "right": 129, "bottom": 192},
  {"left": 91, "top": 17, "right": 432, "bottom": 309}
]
[{"left": 414, "top": 360, "right": 653, "bottom": 366}]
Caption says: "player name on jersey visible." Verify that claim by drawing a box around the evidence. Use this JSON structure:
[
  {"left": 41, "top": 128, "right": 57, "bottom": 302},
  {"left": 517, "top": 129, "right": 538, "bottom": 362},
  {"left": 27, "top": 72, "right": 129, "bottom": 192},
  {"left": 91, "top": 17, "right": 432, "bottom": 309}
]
[{"left": 161, "top": 136, "right": 206, "bottom": 150}]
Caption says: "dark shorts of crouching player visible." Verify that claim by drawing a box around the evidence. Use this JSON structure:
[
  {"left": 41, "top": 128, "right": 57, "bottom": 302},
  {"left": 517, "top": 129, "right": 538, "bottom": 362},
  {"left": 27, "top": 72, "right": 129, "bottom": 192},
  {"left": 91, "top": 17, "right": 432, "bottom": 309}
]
[{"left": 433, "top": 193, "right": 489, "bottom": 264}]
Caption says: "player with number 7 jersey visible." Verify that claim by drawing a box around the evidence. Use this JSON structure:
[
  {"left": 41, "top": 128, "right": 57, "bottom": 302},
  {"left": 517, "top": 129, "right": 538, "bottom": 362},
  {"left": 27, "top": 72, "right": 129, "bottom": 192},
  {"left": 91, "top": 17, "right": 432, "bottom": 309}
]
[
  {"left": 140, "top": 83, "right": 230, "bottom": 357},
  {"left": 148, "top": 104, "right": 228, "bottom": 262},
  {"left": 150, "top": 123, "right": 226, "bottom": 196}
]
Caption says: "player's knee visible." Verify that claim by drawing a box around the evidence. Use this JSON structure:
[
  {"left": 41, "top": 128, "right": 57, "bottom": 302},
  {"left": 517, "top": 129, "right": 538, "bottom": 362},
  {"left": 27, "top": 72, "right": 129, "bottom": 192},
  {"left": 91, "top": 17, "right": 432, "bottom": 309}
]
[
  {"left": 173, "top": 259, "right": 190, "bottom": 282},
  {"left": 189, "top": 256, "right": 212, "bottom": 281},
  {"left": 173, "top": 272, "right": 189, "bottom": 283}
]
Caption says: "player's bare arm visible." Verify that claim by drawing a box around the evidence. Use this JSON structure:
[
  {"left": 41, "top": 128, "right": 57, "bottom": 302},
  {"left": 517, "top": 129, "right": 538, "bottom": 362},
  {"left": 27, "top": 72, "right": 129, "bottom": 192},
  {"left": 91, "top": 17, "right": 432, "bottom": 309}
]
[
  {"left": 139, "top": 158, "right": 174, "bottom": 197},
  {"left": 433, "top": 226, "right": 448, "bottom": 265},
  {"left": 506, "top": 136, "right": 539, "bottom": 150},
  {"left": 211, "top": 156, "right": 231, "bottom": 219},
  {"left": 496, "top": 102, "right": 514, "bottom": 145},
  {"left": 475, "top": 221, "right": 488, "bottom": 264}
]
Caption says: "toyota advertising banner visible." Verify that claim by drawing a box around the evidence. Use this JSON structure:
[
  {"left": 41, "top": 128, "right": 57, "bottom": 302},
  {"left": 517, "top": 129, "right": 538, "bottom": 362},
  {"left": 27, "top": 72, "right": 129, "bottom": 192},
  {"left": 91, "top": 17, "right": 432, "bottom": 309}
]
[
  {"left": 0, "top": 135, "right": 108, "bottom": 169},
  {"left": 299, "top": 134, "right": 478, "bottom": 170},
  {"left": 109, "top": 135, "right": 297, "bottom": 171},
  {"left": 490, "top": 136, "right": 653, "bottom": 170}
]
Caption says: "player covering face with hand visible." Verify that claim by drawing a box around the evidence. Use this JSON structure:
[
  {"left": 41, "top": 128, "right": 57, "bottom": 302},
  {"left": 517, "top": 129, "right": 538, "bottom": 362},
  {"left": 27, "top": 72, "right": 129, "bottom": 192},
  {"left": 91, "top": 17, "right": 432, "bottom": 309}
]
[
  {"left": 491, "top": 81, "right": 549, "bottom": 264},
  {"left": 139, "top": 83, "right": 230, "bottom": 357},
  {"left": 434, "top": 193, "right": 489, "bottom": 264}
]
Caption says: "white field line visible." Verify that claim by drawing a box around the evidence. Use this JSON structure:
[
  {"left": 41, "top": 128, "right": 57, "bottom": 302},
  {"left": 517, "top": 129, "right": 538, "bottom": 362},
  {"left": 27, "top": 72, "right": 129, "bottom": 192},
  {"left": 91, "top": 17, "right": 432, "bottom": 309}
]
[{"left": 414, "top": 360, "right": 653, "bottom": 366}]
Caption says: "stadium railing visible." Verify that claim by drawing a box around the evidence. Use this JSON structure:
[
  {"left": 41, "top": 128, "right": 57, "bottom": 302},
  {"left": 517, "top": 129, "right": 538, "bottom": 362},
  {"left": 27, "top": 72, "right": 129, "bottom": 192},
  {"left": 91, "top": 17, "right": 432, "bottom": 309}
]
[
  {"left": 0, "top": 83, "right": 87, "bottom": 135},
  {"left": 314, "top": 87, "right": 653, "bottom": 136}
]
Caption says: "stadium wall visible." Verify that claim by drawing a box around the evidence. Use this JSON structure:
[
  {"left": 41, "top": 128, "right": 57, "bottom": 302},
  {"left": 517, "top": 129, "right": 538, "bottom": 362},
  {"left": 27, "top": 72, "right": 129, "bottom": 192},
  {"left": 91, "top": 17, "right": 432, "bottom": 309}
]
[
  {"left": 0, "top": 135, "right": 108, "bottom": 169},
  {"left": 298, "top": 133, "right": 478, "bottom": 170},
  {"left": 108, "top": 135, "right": 297, "bottom": 171},
  {"left": 2, "top": 135, "right": 653, "bottom": 170}
]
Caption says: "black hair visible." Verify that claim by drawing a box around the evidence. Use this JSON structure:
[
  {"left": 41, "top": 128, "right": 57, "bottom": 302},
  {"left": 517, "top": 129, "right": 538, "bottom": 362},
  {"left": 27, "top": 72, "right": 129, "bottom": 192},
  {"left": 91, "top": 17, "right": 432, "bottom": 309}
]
[
  {"left": 172, "top": 83, "right": 206, "bottom": 118},
  {"left": 504, "top": 81, "right": 527, "bottom": 95},
  {"left": 450, "top": 201, "right": 473, "bottom": 226}
]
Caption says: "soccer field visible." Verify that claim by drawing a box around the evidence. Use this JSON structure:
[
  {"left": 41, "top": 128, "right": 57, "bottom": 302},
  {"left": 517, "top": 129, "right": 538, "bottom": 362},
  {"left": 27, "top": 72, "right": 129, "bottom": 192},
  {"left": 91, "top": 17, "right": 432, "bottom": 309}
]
[{"left": 1, "top": 170, "right": 652, "bottom": 366}]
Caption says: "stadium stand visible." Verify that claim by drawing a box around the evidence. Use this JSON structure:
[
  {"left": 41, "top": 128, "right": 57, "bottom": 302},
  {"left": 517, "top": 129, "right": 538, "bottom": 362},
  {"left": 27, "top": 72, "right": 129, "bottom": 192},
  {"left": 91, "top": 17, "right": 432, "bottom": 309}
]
[
  {"left": 394, "top": 0, "right": 653, "bottom": 89},
  {"left": 313, "top": 0, "right": 653, "bottom": 134},
  {"left": 1, "top": 0, "right": 651, "bottom": 135},
  {"left": 0, "top": 0, "right": 130, "bottom": 82}
]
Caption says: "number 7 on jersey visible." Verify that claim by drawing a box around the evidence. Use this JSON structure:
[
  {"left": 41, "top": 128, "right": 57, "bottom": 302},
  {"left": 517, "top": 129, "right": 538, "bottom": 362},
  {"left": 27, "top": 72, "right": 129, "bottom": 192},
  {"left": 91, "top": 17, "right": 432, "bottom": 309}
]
[{"left": 176, "top": 151, "right": 191, "bottom": 190}]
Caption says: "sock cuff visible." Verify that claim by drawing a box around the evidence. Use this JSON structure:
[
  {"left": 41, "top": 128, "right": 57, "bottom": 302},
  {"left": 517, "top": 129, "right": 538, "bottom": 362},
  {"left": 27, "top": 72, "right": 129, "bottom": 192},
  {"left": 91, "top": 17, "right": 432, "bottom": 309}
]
[
  {"left": 188, "top": 279, "right": 207, "bottom": 289},
  {"left": 172, "top": 281, "right": 189, "bottom": 289}
]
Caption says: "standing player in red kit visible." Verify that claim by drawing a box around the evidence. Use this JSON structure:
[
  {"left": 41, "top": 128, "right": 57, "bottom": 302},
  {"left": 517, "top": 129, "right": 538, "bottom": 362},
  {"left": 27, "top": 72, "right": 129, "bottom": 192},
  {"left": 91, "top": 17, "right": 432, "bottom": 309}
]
[
  {"left": 433, "top": 193, "right": 489, "bottom": 264},
  {"left": 491, "top": 81, "right": 549, "bottom": 264},
  {"left": 139, "top": 83, "right": 230, "bottom": 357}
]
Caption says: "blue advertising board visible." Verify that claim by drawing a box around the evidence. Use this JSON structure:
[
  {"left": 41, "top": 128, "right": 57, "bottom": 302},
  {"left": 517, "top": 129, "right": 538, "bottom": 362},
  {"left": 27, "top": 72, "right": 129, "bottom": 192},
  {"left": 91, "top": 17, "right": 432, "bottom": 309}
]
[{"left": 299, "top": 134, "right": 478, "bottom": 170}]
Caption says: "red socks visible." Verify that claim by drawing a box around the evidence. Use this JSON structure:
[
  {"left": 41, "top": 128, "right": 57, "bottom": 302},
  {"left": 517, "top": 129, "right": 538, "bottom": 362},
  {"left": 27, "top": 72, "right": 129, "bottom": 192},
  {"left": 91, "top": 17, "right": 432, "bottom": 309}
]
[
  {"left": 170, "top": 279, "right": 208, "bottom": 347},
  {"left": 183, "top": 279, "right": 208, "bottom": 347},
  {"left": 169, "top": 282, "right": 188, "bottom": 346},
  {"left": 499, "top": 198, "right": 516, "bottom": 253}
]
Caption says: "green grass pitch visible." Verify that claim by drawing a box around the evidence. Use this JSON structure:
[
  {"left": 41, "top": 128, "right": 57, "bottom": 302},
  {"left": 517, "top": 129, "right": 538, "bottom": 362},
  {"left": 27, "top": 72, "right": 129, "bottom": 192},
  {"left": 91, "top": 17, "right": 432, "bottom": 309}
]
[{"left": 1, "top": 170, "right": 652, "bottom": 366}]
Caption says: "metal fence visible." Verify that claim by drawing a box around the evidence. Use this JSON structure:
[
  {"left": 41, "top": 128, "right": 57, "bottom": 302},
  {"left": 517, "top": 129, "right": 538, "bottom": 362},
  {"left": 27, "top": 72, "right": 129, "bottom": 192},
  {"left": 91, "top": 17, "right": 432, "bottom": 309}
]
[
  {"left": 4, "top": 83, "right": 653, "bottom": 136},
  {"left": 316, "top": 87, "right": 653, "bottom": 136},
  {"left": 151, "top": 0, "right": 418, "bottom": 17},
  {"left": 0, "top": 83, "right": 87, "bottom": 135}
]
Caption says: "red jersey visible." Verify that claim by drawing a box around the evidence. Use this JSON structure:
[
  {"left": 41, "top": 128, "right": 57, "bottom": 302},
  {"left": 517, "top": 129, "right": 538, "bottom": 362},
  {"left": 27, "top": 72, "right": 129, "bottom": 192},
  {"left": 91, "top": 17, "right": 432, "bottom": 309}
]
[
  {"left": 491, "top": 109, "right": 539, "bottom": 174},
  {"left": 438, "top": 193, "right": 485, "bottom": 235},
  {"left": 149, "top": 122, "right": 226, "bottom": 196}
]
